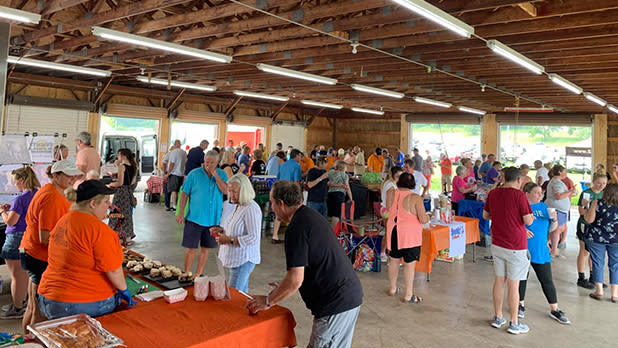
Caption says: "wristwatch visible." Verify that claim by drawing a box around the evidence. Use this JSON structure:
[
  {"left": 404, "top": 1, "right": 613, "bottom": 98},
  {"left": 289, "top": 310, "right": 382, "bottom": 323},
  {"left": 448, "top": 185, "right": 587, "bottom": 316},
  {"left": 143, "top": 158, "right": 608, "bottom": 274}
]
[{"left": 229, "top": 237, "right": 234, "bottom": 245}]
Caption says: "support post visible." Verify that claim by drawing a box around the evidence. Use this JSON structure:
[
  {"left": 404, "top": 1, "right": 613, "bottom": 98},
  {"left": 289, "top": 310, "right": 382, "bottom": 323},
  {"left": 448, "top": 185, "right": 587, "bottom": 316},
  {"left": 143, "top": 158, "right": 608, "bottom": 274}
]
[
  {"left": 593, "top": 113, "right": 607, "bottom": 168},
  {"left": 400, "top": 114, "right": 409, "bottom": 154},
  {"left": 481, "top": 114, "right": 498, "bottom": 156},
  {"left": 0, "top": 22, "right": 11, "bottom": 134}
]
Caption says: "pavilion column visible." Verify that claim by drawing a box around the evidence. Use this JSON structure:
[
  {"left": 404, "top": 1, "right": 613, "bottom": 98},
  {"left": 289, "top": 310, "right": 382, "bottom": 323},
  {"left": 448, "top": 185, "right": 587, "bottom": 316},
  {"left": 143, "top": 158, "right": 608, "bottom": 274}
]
[
  {"left": 0, "top": 22, "right": 10, "bottom": 133},
  {"left": 88, "top": 112, "right": 101, "bottom": 147},
  {"left": 400, "top": 114, "right": 409, "bottom": 154},
  {"left": 481, "top": 113, "right": 498, "bottom": 156},
  {"left": 158, "top": 116, "right": 171, "bottom": 169},
  {"left": 592, "top": 113, "right": 607, "bottom": 168}
]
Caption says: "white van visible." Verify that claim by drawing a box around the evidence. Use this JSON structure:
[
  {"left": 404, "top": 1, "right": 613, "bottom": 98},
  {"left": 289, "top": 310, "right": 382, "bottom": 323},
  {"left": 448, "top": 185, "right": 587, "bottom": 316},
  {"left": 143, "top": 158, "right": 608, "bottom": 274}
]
[{"left": 99, "top": 132, "right": 158, "bottom": 182}]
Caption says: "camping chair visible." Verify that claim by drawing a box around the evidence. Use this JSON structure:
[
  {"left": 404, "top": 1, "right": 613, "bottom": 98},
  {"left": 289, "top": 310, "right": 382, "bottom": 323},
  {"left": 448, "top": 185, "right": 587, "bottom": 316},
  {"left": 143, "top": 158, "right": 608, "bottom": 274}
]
[{"left": 337, "top": 201, "right": 383, "bottom": 259}]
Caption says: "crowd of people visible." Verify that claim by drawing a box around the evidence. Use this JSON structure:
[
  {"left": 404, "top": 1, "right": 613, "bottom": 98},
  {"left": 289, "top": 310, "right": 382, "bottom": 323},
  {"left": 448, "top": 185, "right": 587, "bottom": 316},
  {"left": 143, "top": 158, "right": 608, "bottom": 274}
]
[{"left": 3, "top": 132, "right": 618, "bottom": 346}]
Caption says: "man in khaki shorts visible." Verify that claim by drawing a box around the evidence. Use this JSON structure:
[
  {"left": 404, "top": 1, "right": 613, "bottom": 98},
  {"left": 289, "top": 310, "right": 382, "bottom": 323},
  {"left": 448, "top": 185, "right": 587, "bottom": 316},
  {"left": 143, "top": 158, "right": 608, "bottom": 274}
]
[{"left": 483, "top": 167, "right": 534, "bottom": 335}]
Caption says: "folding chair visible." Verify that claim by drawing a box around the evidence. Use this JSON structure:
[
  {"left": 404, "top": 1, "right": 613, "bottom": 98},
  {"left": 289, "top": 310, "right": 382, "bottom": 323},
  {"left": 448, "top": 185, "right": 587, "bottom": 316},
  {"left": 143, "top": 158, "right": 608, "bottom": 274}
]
[{"left": 337, "top": 201, "right": 383, "bottom": 259}]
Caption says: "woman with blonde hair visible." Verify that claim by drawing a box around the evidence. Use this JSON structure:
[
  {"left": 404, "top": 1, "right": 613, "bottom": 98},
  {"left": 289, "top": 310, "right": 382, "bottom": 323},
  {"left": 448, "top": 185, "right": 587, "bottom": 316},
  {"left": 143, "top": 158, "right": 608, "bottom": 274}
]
[
  {"left": 220, "top": 149, "right": 240, "bottom": 179},
  {"left": 19, "top": 160, "right": 82, "bottom": 331},
  {"left": 38, "top": 180, "right": 136, "bottom": 319},
  {"left": 213, "top": 174, "right": 262, "bottom": 292},
  {"left": 545, "top": 165, "right": 576, "bottom": 257},
  {"left": 0, "top": 166, "right": 40, "bottom": 319},
  {"left": 519, "top": 164, "right": 532, "bottom": 189}
]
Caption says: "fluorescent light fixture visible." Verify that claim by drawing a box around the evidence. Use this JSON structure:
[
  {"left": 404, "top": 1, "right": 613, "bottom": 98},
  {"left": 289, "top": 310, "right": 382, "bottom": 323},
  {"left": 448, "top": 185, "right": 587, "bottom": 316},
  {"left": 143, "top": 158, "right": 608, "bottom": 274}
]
[
  {"left": 584, "top": 92, "right": 607, "bottom": 107},
  {"left": 351, "top": 107, "right": 384, "bottom": 116},
  {"left": 301, "top": 100, "right": 343, "bottom": 109},
  {"left": 257, "top": 63, "right": 337, "bottom": 85},
  {"left": 136, "top": 76, "right": 216, "bottom": 92},
  {"left": 503, "top": 106, "right": 554, "bottom": 113},
  {"left": 92, "top": 26, "right": 232, "bottom": 64},
  {"left": 0, "top": 6, "right": 40, "bottom": 24},
  {"left": 414, "top": 96, "right": 452, "bottom": 108},
  {"left": 608, "top": 105, "right": 618, "bottom": 114},
  {"left": 233, "top": 90, "right": 289, "bottom": 102},
  {"left": 458, "top": 106, "right": 486, "bottom": 115},
  {"left": 7, "top": 56, "right": 111, "bottom": 77},
  {"left": 350, "top": 84, "right": 404, "bottom": 99},
  {"left": 548, "top": 73, "right": 582, "bottom": 94},
  {"left": 392, "top": 0, "right": 474, "bottom": 38},
  {"left": 487, "top": 40, "right": 544, "bottom": 75}
]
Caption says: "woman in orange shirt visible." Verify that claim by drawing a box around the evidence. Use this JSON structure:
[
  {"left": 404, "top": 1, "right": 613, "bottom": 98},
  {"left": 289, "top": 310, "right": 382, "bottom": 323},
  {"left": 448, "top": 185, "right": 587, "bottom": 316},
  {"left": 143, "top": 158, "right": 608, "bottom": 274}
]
[
  {"left": 38, "top": 180, "right": 136, "bottom": 319},
  {"left": 19, "top": 160, "right": 82, "bottom": 331}
]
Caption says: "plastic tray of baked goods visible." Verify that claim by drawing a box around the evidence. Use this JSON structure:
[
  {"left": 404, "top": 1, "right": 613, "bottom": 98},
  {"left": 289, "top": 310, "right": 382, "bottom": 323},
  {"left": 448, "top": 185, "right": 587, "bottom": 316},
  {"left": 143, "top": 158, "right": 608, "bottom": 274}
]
[{"left": 27, "top": 313, "right": 124, "bottom": 348}]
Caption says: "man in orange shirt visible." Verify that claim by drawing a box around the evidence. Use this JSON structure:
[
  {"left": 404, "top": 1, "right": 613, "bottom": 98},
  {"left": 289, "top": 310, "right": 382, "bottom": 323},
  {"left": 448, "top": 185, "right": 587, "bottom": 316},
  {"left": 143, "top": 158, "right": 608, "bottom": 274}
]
[
  {"left": 367, "top": 148, "right": 385, "bottom": 173},
  {"left": 440, "top": 153, "right": 453, "bottom": 193},
  {"left": 75, "top": 131, "right": 101, "bottom": 178},
  {"left": 38, "top": 180, "right": 136, "bottom": 319},
  {"left": 300, "top": 152, "right": 315, "bottom": 178}
]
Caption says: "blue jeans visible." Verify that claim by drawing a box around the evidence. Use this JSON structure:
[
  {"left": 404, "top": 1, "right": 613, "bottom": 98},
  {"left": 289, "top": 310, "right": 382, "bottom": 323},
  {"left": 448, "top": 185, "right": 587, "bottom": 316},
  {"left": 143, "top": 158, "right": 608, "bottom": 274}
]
[
  {"left": 307, "top": 201, "right": 327, "bottom": 217},
  {"left": 38, "top": 294, "right": 118, "bottom": 319},
  {"left": 228, "top": 261, "right": 256, "bottom": 293},
  {"left": 586, "top": 241, "right": 618, "bottom": 285}
]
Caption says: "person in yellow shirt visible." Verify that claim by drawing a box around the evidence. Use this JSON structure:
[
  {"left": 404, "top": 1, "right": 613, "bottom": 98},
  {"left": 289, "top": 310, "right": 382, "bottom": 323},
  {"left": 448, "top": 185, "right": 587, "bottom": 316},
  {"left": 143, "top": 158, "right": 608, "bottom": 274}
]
[
  {"left": 300, "top": 152, "right": 315, "bottom": 177},
  {"left": 367, "top": 148, "right": 385, "bottom": 173}
]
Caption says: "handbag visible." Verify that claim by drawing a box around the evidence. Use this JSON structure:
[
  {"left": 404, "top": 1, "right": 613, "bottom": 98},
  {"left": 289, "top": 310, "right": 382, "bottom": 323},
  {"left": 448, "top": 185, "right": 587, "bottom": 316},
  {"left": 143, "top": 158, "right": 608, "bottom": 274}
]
[{"left": 131, "top": 194, "right": 138, "bottom": 207}]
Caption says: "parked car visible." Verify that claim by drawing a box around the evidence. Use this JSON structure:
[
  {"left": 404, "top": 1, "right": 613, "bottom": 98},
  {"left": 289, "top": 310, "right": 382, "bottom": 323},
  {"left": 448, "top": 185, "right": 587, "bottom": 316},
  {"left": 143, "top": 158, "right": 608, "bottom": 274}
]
[{"left": 99, "top": 132, "right": 158, "bottom": 183}]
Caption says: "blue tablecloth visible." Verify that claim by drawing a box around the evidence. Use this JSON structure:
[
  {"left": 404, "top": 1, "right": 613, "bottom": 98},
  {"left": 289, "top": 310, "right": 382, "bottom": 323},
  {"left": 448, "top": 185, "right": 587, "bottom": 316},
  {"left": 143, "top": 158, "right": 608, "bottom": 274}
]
[{"left": 457, "top": 199, "right": 490, "bottom": 235}]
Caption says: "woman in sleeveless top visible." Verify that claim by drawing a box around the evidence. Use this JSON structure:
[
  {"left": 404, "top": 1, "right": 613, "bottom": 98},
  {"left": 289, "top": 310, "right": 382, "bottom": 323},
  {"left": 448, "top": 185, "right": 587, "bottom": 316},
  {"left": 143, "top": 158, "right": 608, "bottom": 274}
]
[
  {"left": 108, "top": 148, "right": 137, "bottom": 244},
  {"left": 385, "top": 172, "right": 429, "bottom": 303}
]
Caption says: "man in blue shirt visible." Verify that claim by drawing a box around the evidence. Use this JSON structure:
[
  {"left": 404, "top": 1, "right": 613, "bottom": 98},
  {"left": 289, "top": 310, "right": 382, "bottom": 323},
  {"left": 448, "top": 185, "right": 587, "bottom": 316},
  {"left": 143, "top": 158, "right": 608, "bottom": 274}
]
[
  {"left": 480, "top": 154, "right": 495, "bottom": 183},
  {"left": 176, "top": 150, "right": 228, "bottom": 275},
  {"left": 393, "top": 148, "right": 405, "bottom": 167},
  {"left": 278, "top": 149, "right": 302, "bottom": 182},
  {"left": 185, "top": 140, "right": 209, "bottom": 175}
]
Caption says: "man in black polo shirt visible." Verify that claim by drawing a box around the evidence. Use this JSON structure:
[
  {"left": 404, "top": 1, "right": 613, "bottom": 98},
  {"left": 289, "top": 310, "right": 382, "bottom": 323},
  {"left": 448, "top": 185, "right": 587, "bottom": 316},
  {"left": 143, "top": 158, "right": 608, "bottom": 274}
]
[{"left": 248, "top": 181, "right": 362, "bottom": 348}]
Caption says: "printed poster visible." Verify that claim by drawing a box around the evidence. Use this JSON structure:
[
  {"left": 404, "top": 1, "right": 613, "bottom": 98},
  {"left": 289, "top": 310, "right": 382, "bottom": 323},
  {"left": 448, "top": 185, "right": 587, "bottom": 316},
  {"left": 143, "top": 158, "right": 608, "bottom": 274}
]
[
  {"left": 448, "top": 221, "right": 466, "bottom": 257},
  {"left": 28, "top": 136, "right": 55, "bottom": 163}
]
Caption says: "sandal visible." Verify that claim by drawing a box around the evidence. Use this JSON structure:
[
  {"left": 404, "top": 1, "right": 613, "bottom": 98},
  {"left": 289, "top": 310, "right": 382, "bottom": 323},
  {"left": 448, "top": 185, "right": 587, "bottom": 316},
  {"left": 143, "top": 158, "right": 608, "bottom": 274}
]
[
  {"left": 387, "top": 288, "right": 400, "bottom": 296},
  {"left": 611, "top": 297, "right": 617, "bottom": 303},
  {"left": 589, "top": 292, "right": 603, "bottom": 301},
  {"left": 404, "top": 295, "right": 423, "bottom": 304}
]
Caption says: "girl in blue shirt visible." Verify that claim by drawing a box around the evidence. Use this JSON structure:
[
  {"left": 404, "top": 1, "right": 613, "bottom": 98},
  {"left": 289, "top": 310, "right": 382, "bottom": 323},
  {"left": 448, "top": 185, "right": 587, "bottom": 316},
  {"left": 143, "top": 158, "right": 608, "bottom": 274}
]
[{"left": 519, "top": 183, "right": 570, "bottom": 324}]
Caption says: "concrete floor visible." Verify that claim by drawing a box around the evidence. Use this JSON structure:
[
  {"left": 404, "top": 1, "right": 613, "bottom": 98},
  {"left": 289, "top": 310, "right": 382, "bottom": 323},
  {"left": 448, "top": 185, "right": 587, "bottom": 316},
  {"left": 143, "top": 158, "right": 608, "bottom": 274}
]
[{"left": 1, "top": 199, "right": 618, "bottom": 347}]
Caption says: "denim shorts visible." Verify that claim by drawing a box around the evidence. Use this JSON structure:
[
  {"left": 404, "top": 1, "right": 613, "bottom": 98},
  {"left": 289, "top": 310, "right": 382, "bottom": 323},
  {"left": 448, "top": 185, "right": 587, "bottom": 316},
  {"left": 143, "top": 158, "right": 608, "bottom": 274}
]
[
  {"left": 20, "top": 252, "right": 48, "bottom": 285},
  {"left": 38, "top": 294, "right": 118, "bottom": 319},
  {"left": 0, "top": 231, "right": 24, "bottom": 260}
]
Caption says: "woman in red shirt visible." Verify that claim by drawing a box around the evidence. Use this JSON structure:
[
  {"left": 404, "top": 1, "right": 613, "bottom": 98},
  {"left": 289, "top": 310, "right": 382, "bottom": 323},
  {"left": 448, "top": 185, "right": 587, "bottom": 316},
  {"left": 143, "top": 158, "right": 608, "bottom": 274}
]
[
  {"left": 19, "top": 160, "right": 82, "bottom": 331},
  {"left": 38, "top": 180, "right": 136, "bottom": 319}
]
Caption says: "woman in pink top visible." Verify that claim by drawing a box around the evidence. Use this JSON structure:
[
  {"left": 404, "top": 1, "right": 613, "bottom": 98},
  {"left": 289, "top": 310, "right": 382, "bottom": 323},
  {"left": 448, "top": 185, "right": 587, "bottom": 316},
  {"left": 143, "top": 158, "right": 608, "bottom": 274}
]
[
  {"left": 452, "top": 165, "right": 477, "bottom": 213},
  {"left": 385, "top": 172, "right": 429, "bottom": 303}
]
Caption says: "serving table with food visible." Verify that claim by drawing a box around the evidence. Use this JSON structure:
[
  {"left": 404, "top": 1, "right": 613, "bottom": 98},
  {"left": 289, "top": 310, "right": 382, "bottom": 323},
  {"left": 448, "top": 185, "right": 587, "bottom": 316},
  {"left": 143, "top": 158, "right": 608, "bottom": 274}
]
[{"left": 27, "top": 249, "right": 297, "bottom": 348}]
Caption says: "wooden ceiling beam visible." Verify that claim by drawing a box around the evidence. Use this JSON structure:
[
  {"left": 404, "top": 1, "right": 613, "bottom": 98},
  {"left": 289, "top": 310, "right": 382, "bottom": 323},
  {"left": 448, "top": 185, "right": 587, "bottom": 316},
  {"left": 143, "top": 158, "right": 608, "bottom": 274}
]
[
  {"left": 93, "top": 76, "right": 114, "bottom": 105},
  {"left": 166, "top": 88, "right": 186, "bottom": 110},
  {"left": 16, "top": 0, "right": 191, "bottom": 45},
  {"left": 223, "top": 96, "right": 243, "bottom": 118}
]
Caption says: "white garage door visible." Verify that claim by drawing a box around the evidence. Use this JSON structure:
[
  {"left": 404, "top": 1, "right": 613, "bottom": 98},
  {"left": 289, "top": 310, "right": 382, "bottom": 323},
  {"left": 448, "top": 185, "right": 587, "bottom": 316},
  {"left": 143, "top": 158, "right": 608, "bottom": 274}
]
[
  {"left": 5, "top": 105, "right": 90, "bottom": 158},
  {"left": 271, "top": 124, "right": 305, "bottom": 152}
]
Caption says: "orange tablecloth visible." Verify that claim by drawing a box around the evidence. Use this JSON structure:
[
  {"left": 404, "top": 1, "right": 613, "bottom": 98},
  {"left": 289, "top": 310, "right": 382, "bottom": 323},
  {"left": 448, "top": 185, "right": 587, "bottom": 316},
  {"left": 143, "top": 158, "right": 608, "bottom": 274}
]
[
  {"left": 416, "top": 216, "right": 480, "bottom": 273},
  {"left": 98, "top": 287, "right": 297, "bottom": 348}
]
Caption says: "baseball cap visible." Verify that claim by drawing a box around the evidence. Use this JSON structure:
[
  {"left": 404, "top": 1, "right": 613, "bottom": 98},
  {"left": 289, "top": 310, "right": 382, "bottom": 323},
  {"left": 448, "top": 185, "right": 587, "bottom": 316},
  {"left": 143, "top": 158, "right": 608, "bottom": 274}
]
[
  {"left": 76, "top": 180, "right": 115, "bottom": 203},
  {"left": 51, "top": 160, "right": 83, "bottom": 176}
]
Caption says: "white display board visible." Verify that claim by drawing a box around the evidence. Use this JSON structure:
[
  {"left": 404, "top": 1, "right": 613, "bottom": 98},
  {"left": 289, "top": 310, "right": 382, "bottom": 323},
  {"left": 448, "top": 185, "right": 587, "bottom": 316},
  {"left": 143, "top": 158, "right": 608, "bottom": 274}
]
[{"left": 271, "top": 124, "right": 305, "bottom": 152}]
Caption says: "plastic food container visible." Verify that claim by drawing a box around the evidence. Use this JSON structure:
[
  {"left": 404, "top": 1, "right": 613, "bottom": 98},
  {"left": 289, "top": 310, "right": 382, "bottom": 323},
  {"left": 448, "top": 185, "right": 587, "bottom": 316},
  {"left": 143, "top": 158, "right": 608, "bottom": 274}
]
[
  {"left": 27, "top": 313, "right": 123, "bottom": 348},
  {"left": 164, "top": 288, "right": 188, "bottom": 304}
]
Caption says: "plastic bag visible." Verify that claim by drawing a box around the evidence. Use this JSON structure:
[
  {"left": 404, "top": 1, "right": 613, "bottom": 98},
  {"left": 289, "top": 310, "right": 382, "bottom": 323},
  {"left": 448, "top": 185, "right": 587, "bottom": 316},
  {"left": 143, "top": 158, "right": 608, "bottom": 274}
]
[
  {"left": 207, "top": 258, "right": 231, "bottom": 301},
  {"left": 193, "top": 276, "right": 210, "bottom": 301}
]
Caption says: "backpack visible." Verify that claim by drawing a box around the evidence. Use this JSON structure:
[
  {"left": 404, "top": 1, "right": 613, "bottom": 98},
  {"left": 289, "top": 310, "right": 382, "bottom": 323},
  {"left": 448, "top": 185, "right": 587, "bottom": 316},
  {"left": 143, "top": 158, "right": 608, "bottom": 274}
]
[{"left": 353, "top": 244, "right": 375, "bottom": 272}]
